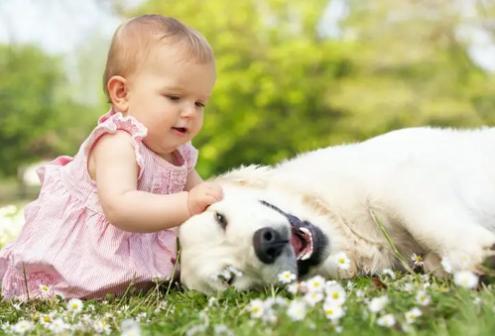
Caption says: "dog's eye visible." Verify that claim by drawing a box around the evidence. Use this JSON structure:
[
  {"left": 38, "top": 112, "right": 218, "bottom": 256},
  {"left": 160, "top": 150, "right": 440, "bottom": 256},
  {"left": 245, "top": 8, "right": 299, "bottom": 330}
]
[{"left": 215, "top": 212, "right": 227, "bottom": 229}]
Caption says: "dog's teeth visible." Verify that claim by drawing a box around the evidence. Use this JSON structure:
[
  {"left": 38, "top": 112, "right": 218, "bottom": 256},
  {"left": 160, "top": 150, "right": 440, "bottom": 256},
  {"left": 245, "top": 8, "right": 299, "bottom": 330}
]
[{"left": 300, "top": 251, "right": 312, "bottom": 260}]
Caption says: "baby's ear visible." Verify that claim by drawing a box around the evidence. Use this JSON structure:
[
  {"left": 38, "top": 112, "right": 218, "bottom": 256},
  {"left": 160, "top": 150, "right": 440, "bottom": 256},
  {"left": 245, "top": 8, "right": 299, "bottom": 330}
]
[{"left": 107, "top": 75, "right": 129, "bottom": 112}]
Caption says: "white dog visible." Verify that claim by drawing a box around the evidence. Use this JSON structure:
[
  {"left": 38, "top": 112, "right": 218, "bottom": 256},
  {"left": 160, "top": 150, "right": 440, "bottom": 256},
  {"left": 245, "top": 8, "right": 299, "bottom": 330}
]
[{"left": 179, "top": 127, "right": 495, "bottom": 294}]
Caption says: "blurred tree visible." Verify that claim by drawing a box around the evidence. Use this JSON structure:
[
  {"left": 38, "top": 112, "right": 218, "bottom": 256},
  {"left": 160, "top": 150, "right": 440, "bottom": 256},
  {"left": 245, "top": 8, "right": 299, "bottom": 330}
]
[
  {"left": 123, "top": 0, "right": 352, "bottom": 176},
  {"left": 119, "top": 0, "right": 494, "bottom": 177},
  {"left": 333, "top": 0, "right": 495, "bottom": 136},
  {"left": 0, "top": 45, "right": 89, "bottom": 176}
]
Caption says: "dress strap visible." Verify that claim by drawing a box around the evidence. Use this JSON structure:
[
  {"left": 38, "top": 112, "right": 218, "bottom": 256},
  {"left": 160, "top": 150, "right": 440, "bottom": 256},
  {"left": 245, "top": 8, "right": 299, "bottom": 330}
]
[{"left": 84, "top": 111, "right": 148, "bottom": 179}]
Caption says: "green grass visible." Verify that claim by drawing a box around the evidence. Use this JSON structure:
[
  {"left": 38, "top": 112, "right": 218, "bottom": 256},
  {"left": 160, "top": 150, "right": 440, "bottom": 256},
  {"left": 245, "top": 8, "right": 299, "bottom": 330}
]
[{"left": 1, "top": 274, "right": 495, "bottom": 335}]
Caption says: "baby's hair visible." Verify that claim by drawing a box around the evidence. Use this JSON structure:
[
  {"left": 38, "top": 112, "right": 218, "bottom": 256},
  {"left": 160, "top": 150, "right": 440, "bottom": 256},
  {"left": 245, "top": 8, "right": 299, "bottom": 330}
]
[{"left": 103, "top": 14, "right": 214, "bottom": 101}]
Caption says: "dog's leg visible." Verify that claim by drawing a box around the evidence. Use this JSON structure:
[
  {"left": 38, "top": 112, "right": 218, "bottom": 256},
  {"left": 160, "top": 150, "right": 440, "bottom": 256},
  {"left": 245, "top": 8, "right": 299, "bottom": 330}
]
[{"left": 397, "top": 204, "right": 495, "bottom": 273}]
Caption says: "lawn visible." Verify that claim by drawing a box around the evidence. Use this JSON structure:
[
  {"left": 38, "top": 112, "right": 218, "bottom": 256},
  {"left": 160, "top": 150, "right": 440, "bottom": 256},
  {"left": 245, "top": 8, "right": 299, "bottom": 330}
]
[{"left": 1, "top": 206, "right": 495, "bottom": 335}]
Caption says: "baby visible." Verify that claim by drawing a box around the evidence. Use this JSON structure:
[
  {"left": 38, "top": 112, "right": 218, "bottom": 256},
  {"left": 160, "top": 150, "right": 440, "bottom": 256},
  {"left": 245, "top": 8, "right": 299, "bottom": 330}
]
[{"left": 0, "top": 14, "right": 222, "bottom": 300}]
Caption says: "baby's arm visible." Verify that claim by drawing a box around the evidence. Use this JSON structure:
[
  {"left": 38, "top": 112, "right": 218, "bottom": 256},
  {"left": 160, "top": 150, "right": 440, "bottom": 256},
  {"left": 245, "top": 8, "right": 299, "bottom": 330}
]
[
  {"left": 91, "top": 131, "right": 206, "bottom": 233},
  {"left": 185, "top": 169, "right": 223, "bottom": 215}
]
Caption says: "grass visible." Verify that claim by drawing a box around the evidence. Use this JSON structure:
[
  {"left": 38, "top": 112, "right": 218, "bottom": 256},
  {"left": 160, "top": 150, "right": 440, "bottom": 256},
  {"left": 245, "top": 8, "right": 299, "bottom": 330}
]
[
  {"left": 1, "top": 273, "right": 495, "bottom": 335},
  {"left": 2, "top": 205, "right": 495, "bottom": 335}
]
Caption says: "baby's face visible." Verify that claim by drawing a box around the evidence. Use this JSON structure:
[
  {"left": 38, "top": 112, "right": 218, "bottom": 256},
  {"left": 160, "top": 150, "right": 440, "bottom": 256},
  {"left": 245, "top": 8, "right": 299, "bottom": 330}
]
[{"left": 125, "top": 44, "right": 216, "bottom": 159}]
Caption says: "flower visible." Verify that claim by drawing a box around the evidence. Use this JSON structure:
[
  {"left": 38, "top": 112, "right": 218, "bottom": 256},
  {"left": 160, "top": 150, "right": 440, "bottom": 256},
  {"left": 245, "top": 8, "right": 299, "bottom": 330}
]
[
  {"left": 453, "top": 270, "right": 479, "bottom": 289},
  {"left": 411, "top": 253, "right": 424, "bottom": 267},
  {"left": 441, "top": 257, "right": 453, "bottom": 273},
  {"left": 121, "top": 319, "right": 141, "bottom": 336},
  {"left": 278, "top": 271, "right": 296, "bottom": 284},
  {"left": 377, "top": 314, "right": 395, "bottom": 327},
  {"left": 305, "top": 275, "right": 326, "bottom": 293},
  {"left": 38, "top": 284, "right": 53, "bottom": 298},
  {"left": 246, "top": 299, "right": 265, "bottom": 319},
  {"left": 67, "top": 298, "right": 84, "bottom": 314},
  {"left": 304, "top": 291, "right": 324, "bottom": 306},
  {"left": 47, "top": 318, "right": 69, "bottom": 333},
  {"left": 325, "top": 283, "right": 346, "bottom": 306},
  {"left": 333, "top": 252, "right": 351, "bottom": 270},
  {"left": 214, "top": 324, "right": 234, "bottom": 336},
  {"left": 405, "top": 307, "right": 422, "bottom": 324},
  {"left": 323, "top": 302, "right": 345, "bottom": 321},
  {"left": 368, "top": 295, "right": 388, "bottom": 313},
  {"left": 287, "top": 299, "right": 307, "bottom": 321},
  {"left": 415, "top": 290, "right": 431, "bottom": 306},
  {"left": 11, "top": 320, "right": 34, "bottom": 334},
  {"left": 381, "top": 268, "right": 395, "bottom": 279}
]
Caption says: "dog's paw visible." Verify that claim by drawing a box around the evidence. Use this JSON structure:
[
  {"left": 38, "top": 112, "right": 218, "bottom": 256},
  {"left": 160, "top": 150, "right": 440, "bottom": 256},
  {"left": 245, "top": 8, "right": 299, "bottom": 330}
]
[{"left": 441, "top": 236, "right": 495, "bottom": 274}]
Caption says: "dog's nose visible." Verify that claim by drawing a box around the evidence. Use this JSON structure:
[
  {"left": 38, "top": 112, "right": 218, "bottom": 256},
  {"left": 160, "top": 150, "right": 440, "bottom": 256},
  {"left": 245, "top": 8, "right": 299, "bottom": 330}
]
[{"left": 253, "top": 227, "right": 289, "bottom": 264}]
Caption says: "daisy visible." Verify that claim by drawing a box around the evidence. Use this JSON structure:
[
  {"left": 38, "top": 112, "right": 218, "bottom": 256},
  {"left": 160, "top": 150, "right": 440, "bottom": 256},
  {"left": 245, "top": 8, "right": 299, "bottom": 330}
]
[
  {"left": 11, "top": 320, "right": 34, "bottom": 334},
  {"left": 368, "top": 295, "right": 388, "bottom": 313},
  {"left": 121, "top": 319, "right": 141, "bottom": 336},
  {"left": 306, "top": 275, "right": 326, "bottom": 293},
  {"left": 67, "top": 298, "right": 84, "bottom": 314},
  {"left": 381, "top": 268, "right": 395, "bottom": 279},
  {"left": 323, "top": 301, "right": 345, "bottom": 321},
  {"left": 304, "top": 291, "right": 324, "bottom": 306},
  {"left": 325, "top": 283, "right": 346, "bottom": 306},
  {"left": 453, "top": 270, "right": 478, "bottom": 289},
  {"left": 411, "top": 253, "right": 424, "bottom": 267},
  {"left": 415, "top": 290, "right": 431, "bottom": 306},
  {"left": 377, "top": 314, "right": 395, "bottom": 327},
  {"left": 333, "top": 252, "right": 351, "bottom": 270},
  {"left": 38, "top": 284, "right": 53, "bottom": 298},
  {"left": 441, "top": 257, "right": 453, "bottom": 273},
  {"left": 48, "top": 318, "right": 69, "bottom": 334},
  {"left": 287, "top": 299, "right": 307, "bottom": 321},
  {"left": 405, "top": 307, "right": 422, "bottom": 324},
  {"left": 246, "top": 299, "right": 265, "bottom": 319},
  {"left": 278, "top": 271, "right": 296, "bottom": 284}
]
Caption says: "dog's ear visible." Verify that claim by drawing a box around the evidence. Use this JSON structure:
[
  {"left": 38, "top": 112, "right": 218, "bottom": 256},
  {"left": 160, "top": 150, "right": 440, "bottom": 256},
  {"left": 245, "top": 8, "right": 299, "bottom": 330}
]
[{"left": 215, "top": 165, "right": 270, "bottom": 189}]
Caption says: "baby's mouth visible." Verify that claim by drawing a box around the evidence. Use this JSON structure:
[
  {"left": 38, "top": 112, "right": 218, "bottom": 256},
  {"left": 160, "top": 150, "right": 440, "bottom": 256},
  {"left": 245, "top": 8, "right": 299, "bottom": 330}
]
[{"left": 172, "top": 127, "right": 188, "bottom": 134}]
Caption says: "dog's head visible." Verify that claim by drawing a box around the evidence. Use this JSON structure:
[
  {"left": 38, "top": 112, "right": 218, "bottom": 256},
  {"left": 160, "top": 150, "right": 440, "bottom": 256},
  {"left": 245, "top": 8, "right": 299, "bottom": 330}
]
[{"left": 179, "top": 185, "right": 329, "bottom": 294}]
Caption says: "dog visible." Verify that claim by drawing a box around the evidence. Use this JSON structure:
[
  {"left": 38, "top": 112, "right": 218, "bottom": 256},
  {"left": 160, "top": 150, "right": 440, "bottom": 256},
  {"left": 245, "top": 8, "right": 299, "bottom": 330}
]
[{"left": 179, "top": 127, "right": 495, "bottom": 294}]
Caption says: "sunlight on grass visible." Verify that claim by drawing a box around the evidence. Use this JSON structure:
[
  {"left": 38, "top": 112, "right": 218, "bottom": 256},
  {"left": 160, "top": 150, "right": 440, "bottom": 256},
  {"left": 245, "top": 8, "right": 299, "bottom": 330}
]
[
  {"left": 1, "top": 204, "right": 494, "bottom": 335},
  {"left": 0, "top": 204, "right": 25, "bottom": 248}
]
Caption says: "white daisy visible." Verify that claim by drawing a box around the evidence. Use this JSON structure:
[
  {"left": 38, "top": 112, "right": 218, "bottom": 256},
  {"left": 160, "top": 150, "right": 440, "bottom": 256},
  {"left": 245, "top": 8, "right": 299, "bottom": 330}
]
[
  {"left": 67, "top": 298, "right": 84, "bottom": 314},
  {"left": 306, "top": 275, "right": 326, "bottom": 293},
  {"left": 11, "top": 320, "right": 34, "bottom": 334},
  {"left": 411, "top": 253, "right": 424, "bottom": 267},
  {"left": 415, "top": 290, "right": 431, "bottom": 306},
  {"left": 368, "top": 295, "right": 388, "bottom": 313},
  {"left": 323, "top": 301, "right": 345, "bottom": 321},
  {"left": 287, "top": 299, "right": 307, "bottom": 321},
  {"left": 304, "top": 291, "right": 324, "bottom": 306},
  {"left": 246, "top": 299, "right": 265, "bottom": 319},
  {"left": 325, "top": 283, "right": 346, "bottom": 306},
  {"left": 278, "top": 270, "right": 297, "bottom": 284},
  {"left": 381, "top": 268, "right": 395, "bottom": 279},
  {"left": 441, "top": 257, "right": 453, "bottom": 273},
  {"left": 333, "top": 252, "right": 351, "bottom": 270},
  {"left": 377, "top": 314, "right": 395, "bottom": 327},
  {"left": 453, "top": 270, "right": 479, "bottom": 289},
  {"left": 405, "top": 307, "right": 422, "bottom": 324}
]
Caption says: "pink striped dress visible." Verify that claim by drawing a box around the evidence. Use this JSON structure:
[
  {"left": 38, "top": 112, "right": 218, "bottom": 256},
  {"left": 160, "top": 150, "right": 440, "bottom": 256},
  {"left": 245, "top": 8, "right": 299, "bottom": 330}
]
[{"left": 0, "top": 110, "right": 197, "bottom": 300}]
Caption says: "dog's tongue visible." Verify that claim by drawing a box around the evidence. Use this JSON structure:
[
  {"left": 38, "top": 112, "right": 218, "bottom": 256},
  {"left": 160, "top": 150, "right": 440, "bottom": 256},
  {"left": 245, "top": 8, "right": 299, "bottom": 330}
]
[{"left": 290, "top": 234, "right": 304, "bottom": 254}]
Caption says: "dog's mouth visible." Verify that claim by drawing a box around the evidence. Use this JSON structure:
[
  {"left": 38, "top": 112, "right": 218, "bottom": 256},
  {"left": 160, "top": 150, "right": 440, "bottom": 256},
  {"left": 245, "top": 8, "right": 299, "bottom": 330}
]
[{"left": 291, "top": 226, "right": 314, "bottom": 261}]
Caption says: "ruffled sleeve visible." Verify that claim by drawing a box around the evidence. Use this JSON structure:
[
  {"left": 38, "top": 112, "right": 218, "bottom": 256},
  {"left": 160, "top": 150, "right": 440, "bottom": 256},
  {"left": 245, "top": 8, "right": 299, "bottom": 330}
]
[
  {"left": 83, "top": 111, "right": 148, "bottom": 179},
  {"left": 180, "top": 142, "right": 199, "bottom": 173}
]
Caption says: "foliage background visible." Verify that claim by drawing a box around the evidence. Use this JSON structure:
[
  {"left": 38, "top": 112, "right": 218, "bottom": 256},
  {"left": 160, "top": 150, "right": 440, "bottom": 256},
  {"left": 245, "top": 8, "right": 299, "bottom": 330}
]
[{"left": 0, "top": 0, "right": 494, "bottom": 180}]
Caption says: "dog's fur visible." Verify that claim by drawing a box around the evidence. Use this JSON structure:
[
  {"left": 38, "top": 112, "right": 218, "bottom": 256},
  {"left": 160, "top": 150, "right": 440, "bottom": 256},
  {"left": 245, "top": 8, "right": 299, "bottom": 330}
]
[{"left": 179, "top": 127, "right": 495, "bottom": 294}]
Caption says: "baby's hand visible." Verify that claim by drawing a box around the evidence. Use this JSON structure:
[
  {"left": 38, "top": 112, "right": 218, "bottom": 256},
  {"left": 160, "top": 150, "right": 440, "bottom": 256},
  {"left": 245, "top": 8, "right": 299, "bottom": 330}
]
[{"left": 187, "top": 182, "right": 223, "bottom": 216}]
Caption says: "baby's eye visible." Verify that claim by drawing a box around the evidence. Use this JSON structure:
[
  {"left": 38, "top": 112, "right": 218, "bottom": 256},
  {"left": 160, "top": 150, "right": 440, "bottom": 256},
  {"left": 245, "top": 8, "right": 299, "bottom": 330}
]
[
  {"left": 195, "top": 101, "right": 205, "bottom": 108},
  {"left": 166, "top": 95, "right": 180, "bottom": 101}
]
